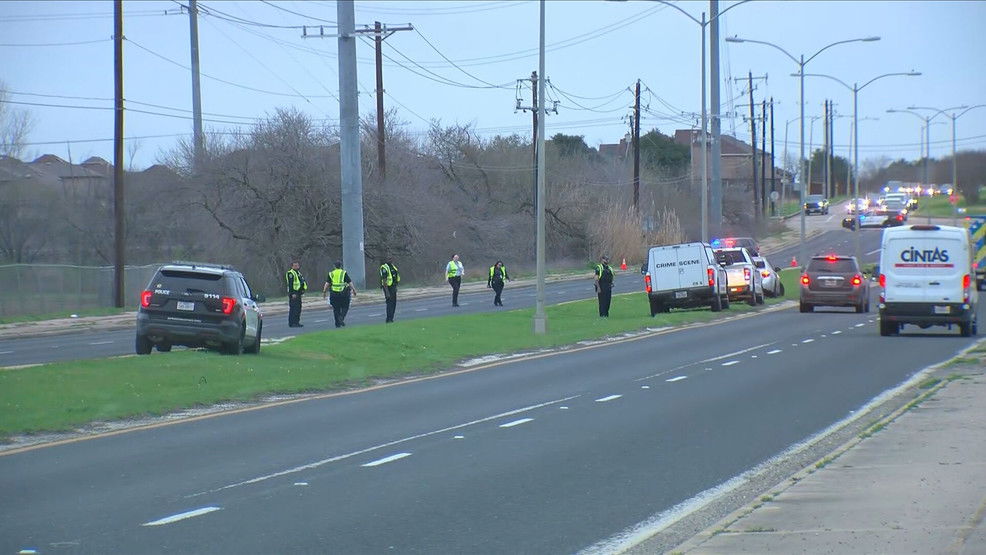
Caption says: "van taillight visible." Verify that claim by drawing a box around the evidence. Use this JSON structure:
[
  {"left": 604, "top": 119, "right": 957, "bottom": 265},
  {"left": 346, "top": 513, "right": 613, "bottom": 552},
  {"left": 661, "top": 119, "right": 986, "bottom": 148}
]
[
  {"left": 644, "top": 274, "right": 652, "bottom": 293},
  {"left": 801, "top": 274, "right": 810, "bottom": 286},
  {"left": 707, "top": 267, "right": 715, "bottom": 287},
  {"left": 221, "top": 296, "right": 236, "bottom": 314},
  {"left": 879, "top": 274, "right": 886, "bottom": 288},
  {"left": 140, "top": 290, "right": 153, "bottom": 308},
  {"left": 851, "top": 274, "right": 862, "bottom": 286},
  {"left": 963, "top": 274, "right": 971, "bottom": 289}
]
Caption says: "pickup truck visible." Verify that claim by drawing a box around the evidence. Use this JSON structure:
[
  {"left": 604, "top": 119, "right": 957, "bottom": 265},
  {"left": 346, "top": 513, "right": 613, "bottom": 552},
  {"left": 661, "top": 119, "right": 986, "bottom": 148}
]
[{"left": 714, "top": 247, "right": 765, "bottom": 305}]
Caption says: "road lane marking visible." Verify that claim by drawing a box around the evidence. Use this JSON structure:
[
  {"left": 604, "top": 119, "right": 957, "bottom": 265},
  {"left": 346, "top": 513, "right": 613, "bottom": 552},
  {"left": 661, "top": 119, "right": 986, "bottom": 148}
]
[
  {"left": 294, "top": 482, "right": 308, "bottom": 486},
  {"left": 314, "top": 319, "right": 328, "bottom": 323},
  {"left": 142, "top": 507, "right": 221, "bottom": 526},
  {"left": 767, "top": 349, "right": 782, "bottom": 355},
  {"left": 802, "top": 338, "right": 815, "bottom": 343},
  {"left": 0, "top": 350, "right": 13, "bottom": 355},
  {"left": 722, "top": 360, "right": 740, "bottom": 366},
  {"left": 367, "top": 313, "right": 382, "bottom": 317},
  {"left": 666, "top": 376, "right": 687, "bottom": 382},
  {"left": 699, "top": 343, "right": 774, "bottom": 364},
  {"left": 194, "top": 395, "right": 580, "bottom": 496},
  {"left": 500, "top": 418, "right": 533, "bottom": 428},
  {"left": 362, "top": 453, "right": 412, "bottom": 467},
  {"left": 595, "top": 395, "right": 622, "bottom": 402},
  {"left": 415, "top": 308, "right": 427, "bottom": 312},
  {"left": 832, "top": 330, "right": 842, "bottom": 335},
  {"left": 866, "top": 248, "right": 881, "bottom": 255},
  {"left": 641, "top": 385, "right": 651, "bottom": 389},
  {"left": 855, "top": 323, "right": 865, "bottom": 328},
  {"left": 89, "top": 340, "right": 113, "bottom": 345}
]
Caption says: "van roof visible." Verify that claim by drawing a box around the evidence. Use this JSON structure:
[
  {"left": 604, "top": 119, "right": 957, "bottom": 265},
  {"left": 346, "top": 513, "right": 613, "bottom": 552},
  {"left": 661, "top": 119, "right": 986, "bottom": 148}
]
[{"left": 883, "top": 224, "right": 966, "bottom": 235}]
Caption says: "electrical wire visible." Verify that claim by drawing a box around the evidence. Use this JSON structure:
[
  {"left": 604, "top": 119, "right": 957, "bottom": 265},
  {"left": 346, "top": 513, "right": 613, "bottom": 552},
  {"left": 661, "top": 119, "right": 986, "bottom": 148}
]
[
  {"left": 192, "top": 1, "right": 306, "bottom": 29},
  {"left": 0, "top": 38, "right": 110, "bottom": 47},
  {"left": 413, "top": 28, "right": 512, "bottom": 89},
  {"left": 0, "top": 9, "right": 169, "bottom": 23},
  {"left": 354, "top": 1, "right": 527, "bottom": 16},
  {"left": 548, "top": 82, "right": 630, "bottom": 114},
  {"left": 259, "top": 0, "right": 336, "bottom": 25}
]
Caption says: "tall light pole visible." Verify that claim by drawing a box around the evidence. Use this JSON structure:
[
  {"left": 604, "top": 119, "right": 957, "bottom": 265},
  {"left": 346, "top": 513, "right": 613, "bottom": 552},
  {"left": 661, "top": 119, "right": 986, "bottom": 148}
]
[
  {"left": 533, "top": 0, "right": 547, "bottom": 334},
  {"left": 886, "top": 108, "right": 946, "bottom": 202},
  {"left": 906, "top": 104, "right": 986, "bottom": 224},
  {"left": 726, "top": 35, "right": 880, "bottom": 267},
  {"left": 797, "top": 71, "right": 920, "bottom": 263}
]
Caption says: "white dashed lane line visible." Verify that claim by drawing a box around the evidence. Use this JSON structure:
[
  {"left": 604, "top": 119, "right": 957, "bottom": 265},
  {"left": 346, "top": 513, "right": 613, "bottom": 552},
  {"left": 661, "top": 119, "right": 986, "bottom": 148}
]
[
  {"left": 722, "top": 360, "right": 740, "bottom": 366},
  {"left": 0, "top": 350, "right": 13, "bottom": 355},
  {"left": 767, "top": 349, "right": 782, "bottom": 354},
  {"left": 142, "top": 507, "right": 221, "bottom": 527},
  {"left": 666, "top": 376, "right": 687, "bottom": 382},
  {"left": 499, "top": 418, "right": 534, "bottom": 428},
  {"left": 595, "top": 395, "right": 623, "bottom": 403},
  {"left": 802, "top": 338, "right": 815, "bottom": 343},
  {"left": 362, "top": 453, "right": 412, "bottom": 467},
  {"left": 314, "top": 318, "right": 328, "bottom": 323},
  {"left": 832, "top": 330, "right": 842, "bottom": 335},
  {"left": 855, "top": 323, "right": 866, "bottom": 328},
  {"left": 89, "top": 340, "right": 113, "bottom": 345},
  {"left": 414, "top": 308, "right": 428, "bottom": 312}
]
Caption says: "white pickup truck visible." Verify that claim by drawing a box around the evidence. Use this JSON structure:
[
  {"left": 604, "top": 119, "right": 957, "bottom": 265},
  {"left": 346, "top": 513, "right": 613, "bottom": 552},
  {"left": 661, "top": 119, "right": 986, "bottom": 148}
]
[
  {"left": 714, "top": 247, "right": 765, "bottom": 306},
  {"left": 643, "top": 242, "right": 730, "bottom": 315}
]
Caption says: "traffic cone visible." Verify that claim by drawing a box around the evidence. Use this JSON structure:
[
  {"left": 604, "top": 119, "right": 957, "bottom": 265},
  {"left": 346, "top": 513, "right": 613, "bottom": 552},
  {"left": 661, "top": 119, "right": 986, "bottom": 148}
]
[
  {"left": 790, "top": 256, "right": 798, "bottom": 267},
  {"left": 620, "top": 257, "right": 628, "bottom": 271}
]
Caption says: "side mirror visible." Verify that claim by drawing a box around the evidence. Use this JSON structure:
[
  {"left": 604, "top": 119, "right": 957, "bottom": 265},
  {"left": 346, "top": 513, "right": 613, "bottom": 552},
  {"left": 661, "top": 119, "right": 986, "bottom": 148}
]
[
  {"left": 253, "top": 293, "right": 267, "bottom": 303},
  {"left": 774, "top": 267, "right": 782, "bottom": 273}
]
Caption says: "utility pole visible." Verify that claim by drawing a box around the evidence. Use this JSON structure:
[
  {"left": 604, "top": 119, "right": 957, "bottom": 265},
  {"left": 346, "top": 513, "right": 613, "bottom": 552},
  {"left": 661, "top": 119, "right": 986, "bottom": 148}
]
[
  {"left": 827, "top": 100, "right": 834, "bottom": 198},
  {"left": 633, "top": 79, "right": 641, "bottom": 210},
  {"left": 769, "top": 97, "right": 776, "bottom": 216},
  {"left": 337, "top": 0, "right": 365, "bottom": 288},
  {"left": 370, "top": 21, "right": 412, "bottom": 181},
  {"left": 748, "top": 72, "right": 759, "bottom": 225},
  {"left": 516, "top": 71, "right": 558, "bottom": 208},
  {"left": 188, "top": 0, "right": 203, "bottom": 168},
  {"left": 113, "top": 0, "right": 125, "bottom": 308},
  {"left": 760, "top": 99, "right": 767, "bottom": 217},
  {"left": 709, "top": 0, "right": 722, "bottom": 236},
  {"left": 823, "top": 100, "right": 829, "bottom": 199}
]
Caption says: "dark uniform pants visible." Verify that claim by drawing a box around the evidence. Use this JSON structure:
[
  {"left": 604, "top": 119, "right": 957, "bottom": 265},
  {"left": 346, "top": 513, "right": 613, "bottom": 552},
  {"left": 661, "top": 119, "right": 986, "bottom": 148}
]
[
  {"left": 329, "top": 291, "right": 351, "bottom": 327},
  {"left": 491, "top": 281, "right": 504, "bottom": 306},
  {"left": 597, "top": 286, "right": 612, "bottom": 317},
  {"left": 448, "top": 276, "right": 462, "bottom": 306},
  {"left": 383, "top": 285, "right": 397, "bottom": 322},
  {"left": 288, "top": 293, "right": 303, "bottom": 325}
]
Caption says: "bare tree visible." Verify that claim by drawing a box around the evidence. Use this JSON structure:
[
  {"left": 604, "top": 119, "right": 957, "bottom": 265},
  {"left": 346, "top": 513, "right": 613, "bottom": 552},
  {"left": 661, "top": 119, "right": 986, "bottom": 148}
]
[{"left": 0, "top": 82, "right": 34, "bottom": 159}]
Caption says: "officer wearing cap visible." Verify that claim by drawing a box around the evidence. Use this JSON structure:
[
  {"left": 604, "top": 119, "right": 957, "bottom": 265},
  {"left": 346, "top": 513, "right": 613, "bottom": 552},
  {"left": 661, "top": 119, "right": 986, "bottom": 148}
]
[
  {"left": 322, "top": 260, "right": 357, "bottom": 328},
  {"left": 594, "top": 255, "right": 615, "bottom": 317}
]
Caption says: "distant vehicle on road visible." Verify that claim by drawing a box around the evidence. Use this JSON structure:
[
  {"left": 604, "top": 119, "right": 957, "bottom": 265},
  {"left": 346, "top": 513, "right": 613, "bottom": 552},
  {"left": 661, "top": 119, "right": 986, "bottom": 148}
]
[
  {"left": 711, "top": 236, "right": 760, "bottom": 256},
  {"left": 804, "top": 194, "right": 830, "bottom": 215},
  {"left": 752, "top": 256, "right": 785, "bottom": 297},
  {"left": 714, "top": 247, "right": 764, "bottom": 305},
  {"left": 846, "top": 198, "right": 869, "bottom": 214},
  {"left": 643, "top": 242, "right": 730, "bottom": 315},
  {"left": 135, "top": 262, "right": 265, "bottom": 355},
  {"left": 800, "top": 255, "right": 869, "bottom": 313},
  {"left": 842, "top": 210, "right": 905, "bottom": 230}
]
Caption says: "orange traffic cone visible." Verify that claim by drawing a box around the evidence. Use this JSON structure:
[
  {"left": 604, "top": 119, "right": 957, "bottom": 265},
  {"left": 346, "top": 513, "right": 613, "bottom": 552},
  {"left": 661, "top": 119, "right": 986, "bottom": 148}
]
[
  {"left": 790, "top": 256, "right": 798, "bottom": 267},
  {"left": 620, "top": 258, "right": 628, "bottom": 271}
]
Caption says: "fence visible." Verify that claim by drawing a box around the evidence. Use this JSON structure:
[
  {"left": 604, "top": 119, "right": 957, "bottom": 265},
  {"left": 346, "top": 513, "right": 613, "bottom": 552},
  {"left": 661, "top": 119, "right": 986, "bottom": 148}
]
[{"left": 0, "top": 263, "right": 162, "bottom": 319}]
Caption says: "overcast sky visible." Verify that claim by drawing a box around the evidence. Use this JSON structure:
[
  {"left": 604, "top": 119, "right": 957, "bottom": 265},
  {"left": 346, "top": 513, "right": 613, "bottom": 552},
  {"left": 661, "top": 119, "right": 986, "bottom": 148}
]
[{"left": 2, "top": 0, "right": 985, "bottom": 170}]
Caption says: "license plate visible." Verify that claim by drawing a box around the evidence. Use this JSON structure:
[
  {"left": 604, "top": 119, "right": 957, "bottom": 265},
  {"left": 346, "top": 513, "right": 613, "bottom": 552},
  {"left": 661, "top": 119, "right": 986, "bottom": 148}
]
[
  {"left": 675, "top": 291, "right": 687, "bottom": 299},
  {"left": 822, "top": 279, "right": 836, "bottom": 287},
  {"left": 177, "top": 301, "right": 195, "bottom": 311},
  {"left": 934, "top": 305, "right": 951, "bottom": 314}
]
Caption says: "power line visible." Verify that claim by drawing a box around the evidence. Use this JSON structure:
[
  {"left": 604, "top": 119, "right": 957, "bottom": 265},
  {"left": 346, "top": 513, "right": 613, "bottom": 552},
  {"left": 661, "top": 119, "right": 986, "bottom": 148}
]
[
  {"left": 548, "top": 82, "right": 630, "bottom": 113},
  {"left": 259, "top": 0, "right": 336, "bottom": 24},
  {"left": 352, "top": 1, "right": 527, "bottom": 16},
  {"left": 0, "top": 38, "right": 110, "bottom": 47},
  {"left": 190, "top": 1, "right": 306, "bottom": 29},
  {"left": 413, "top": 28, "right": 511, "bottom": 89}
]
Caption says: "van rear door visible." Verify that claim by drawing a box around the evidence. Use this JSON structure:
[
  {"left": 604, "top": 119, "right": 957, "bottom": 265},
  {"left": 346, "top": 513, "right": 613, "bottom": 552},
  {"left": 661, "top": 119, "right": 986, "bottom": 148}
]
[
  {"left": 648, "top": 245, "right": 683, "bottom": 292},
  {"left": 884, "top": 235, "right": 966, "bottom": 303}
]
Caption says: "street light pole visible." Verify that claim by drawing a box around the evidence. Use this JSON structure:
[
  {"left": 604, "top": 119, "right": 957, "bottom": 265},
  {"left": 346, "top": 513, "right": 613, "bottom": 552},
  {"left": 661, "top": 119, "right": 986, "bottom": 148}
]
[
  {"left": 534, "top": 0, "right": 547, "bottom": 334},
  {"left": 700, "top": 11, "right": 708, "bottom": 241}
]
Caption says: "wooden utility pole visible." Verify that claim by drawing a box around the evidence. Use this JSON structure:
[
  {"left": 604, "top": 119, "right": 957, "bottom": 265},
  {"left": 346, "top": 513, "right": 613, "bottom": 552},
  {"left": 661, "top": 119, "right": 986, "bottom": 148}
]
[
  {"left": 188, "top": 0, "right": 203, "bottom": 168},
  {"left": 749, "top": 72, "right": 759, "bottom": 225},
  {"left": 770, "top": 97, "right": 776, "bottom": 216},
  {"left": 374, "top": 21, "right": 386, "bottom": 180},
  {"left": 761, "top": 99, "right": 767, "bottom": 217},
  {"left": 113, "top": 0, "right": 125, "bottom": 308},
  {"left": 632, "top": 79, "right": 641, "bottom": 210},
  {"left": 531, "top": 70, "right": 538, "bottom": 205}
]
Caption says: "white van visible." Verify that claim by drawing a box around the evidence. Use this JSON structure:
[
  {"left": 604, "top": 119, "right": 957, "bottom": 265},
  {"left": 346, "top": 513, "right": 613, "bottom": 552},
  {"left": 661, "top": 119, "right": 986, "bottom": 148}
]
[
  {"left": 643, "top": 242, "right": 729, "bottom": 315},
  {"left": 878, "top": 224, "right": 979, "bottom": 336}
]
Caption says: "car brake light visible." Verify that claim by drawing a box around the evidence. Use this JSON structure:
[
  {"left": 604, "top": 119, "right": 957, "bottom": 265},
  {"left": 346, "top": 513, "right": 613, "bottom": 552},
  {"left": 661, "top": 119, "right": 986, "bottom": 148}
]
[
  {"left": 707, "top": 267, "right": 715, "bottom": 287},
  {"left": 879, "top": 274, "right": 886, "bottom": 288},
  {"left": 744, "top": 267, "right": 751, "bottom": 282},
  {"left": 761, "top": 270, "right": 770, "bottom": 278},
  {"left": 801, "top": 274, "right": 810, "bottom": 286},
  {"left": 140, "top": 290, "right": 153, "bottom": 308},
  {"left": 644, "top": 274, "right": 652, "bottom": 293},
  {"left": 826, "top": 255, "right": 837, "bottom": 262},
  {"left": 896, "top": 213, "right": 904, "bottom": 222},
  {"left": 851, "top": 274, "right": 862, "bottom": 286},
  {"left": 963, "top": 274, "right": 971, "bottom": 289},
  {"left": 221, "top": 296, "right": 236, "bottom": 314}
]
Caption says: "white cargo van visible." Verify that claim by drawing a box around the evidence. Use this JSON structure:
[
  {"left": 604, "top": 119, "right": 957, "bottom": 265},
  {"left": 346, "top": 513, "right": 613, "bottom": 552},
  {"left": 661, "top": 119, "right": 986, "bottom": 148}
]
[
  {"left": 878, "top": 224, "right": 979, "bottom": 336},
  {"left": 643, "top": 242, "right": 729, "bottom": 315}
]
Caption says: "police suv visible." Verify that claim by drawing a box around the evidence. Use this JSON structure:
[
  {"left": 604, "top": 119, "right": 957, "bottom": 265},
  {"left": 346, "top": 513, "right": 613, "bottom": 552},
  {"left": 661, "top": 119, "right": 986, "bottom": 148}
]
[
  {"left": 136, "top": 262, "right": 265, "bottom": 355},
  {"left": 643, "top": 242, "right": 730, "bottom": 315}
]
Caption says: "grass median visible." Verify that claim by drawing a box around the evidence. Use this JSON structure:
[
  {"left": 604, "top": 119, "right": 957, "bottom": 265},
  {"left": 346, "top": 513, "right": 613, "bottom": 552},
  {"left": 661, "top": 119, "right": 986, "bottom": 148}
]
[{"left": 0, "top": 287, "right": 793, "bottom": 442}]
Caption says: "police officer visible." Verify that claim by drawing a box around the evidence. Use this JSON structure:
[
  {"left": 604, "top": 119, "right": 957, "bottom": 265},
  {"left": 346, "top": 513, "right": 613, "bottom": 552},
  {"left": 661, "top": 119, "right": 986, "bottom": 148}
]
[
  {"left": 285, "top": 260, "right": 307, "bottom": 327},
  {"left": 487, "top": 260, "right": 509, "bottom": 306},
  {"left": 594, "top": 255, "right": 614, "bottom": 317},
  {"left": 322, "top": 260, "right": 357, "bottom": 328},
  {"left": 446, "top": 254, "right": 464, "bottom": 307},
  {"left": 379, "top": 257, "right": 400, "bottom": 323}
]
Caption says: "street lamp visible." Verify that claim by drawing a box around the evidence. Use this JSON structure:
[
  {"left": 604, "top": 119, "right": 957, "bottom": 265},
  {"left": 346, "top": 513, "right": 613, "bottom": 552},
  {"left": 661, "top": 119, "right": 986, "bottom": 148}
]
[
  {"left": 726, "top": 35, "right": 880, "bottom": 268},
  {"left": 905, "top": 104, "right": 986, "bottom": 224},
  {"left": 609, "top": 0, "right": 750, "bottom": 242},
  {"left": 796, "top": 71, "right": 920, "bottom": 263}
]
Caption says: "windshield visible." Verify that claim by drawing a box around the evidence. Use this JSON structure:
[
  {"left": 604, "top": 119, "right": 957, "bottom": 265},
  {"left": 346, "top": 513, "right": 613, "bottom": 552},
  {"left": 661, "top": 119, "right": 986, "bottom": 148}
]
[{"left": 807, "top": 258, "right": 857, "bottom": 273}]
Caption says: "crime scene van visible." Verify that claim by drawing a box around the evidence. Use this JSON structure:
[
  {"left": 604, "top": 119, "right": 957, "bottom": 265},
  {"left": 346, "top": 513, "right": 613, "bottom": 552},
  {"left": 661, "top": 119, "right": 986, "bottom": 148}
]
[
  {"left": 878, "top": 224, "right": 979, "bottom": 337},
  {"left": 643, "top": 242, "right": 729, "bottom": 316}
]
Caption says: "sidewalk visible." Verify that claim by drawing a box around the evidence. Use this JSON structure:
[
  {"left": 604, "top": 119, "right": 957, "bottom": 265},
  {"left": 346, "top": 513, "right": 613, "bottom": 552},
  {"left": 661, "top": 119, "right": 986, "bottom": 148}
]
[{"left": 672, "top": 358, "right": 986, "bottom": 555}]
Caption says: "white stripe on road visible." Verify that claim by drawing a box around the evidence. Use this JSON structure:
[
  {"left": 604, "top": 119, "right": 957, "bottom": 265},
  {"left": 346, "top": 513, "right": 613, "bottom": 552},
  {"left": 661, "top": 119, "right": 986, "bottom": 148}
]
[
  {"left": 767, "top": 349, "right": 782, "bottom": 355},
  {"left": 362, "top": 452, "right": 412, "bottom": 467},
  {"left": 367, "top": 313, "right": 382, "bottom": 317},
  {"left": 89, "top": 340, "right": 113, "bottom": 345},
  {"left": 855, "top": 323, "right": 865, "bottom": 328},
  {"left": 142, "top": 507, "right": 221, "bottom": 526},
  {"left": 415, "top": 308, "right": 427, "bottom": 312},
  {"left": 666, "top": 376, "right": 687, "bottom": 382},
  {"left": 500, "top": 418, "right": 534, "bottom": 428},
  {"left": 832, "top": 330, "right": 842, "bottom": 335},
  {"left": 314, "top": 319, "right": 328, "bottom": 323},
  {"left": 866, "top": 248, "right": 881, "bottom": 255},
  {"left": 595, "top": 395, "right": 623, "bottom": 402},
  {"left": 641, "top": 385, "right": 651, "bottom": 389},
  {"left": 722, "top": 360, "right": 740, "bottom": 366},
  {"left": 802, "top": 338, "right": 815, "bottom": 343},
  {"left": 0, "top": 350, "right": 13, "bottom": 355},
  {"left": 700, "top": 343, "right": 774, "bottom": 364}
]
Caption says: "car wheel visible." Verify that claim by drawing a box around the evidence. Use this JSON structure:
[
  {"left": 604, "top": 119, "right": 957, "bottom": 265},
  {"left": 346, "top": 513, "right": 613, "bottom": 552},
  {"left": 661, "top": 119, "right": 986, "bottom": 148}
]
[
  {"left": 778, "top": 282, "right": 786, "bottom": 297},
  {"left": 156, "top": 343, "right": 172, "bottom": 352},
  {"left": 879, "top": 320, "right": 898, "bottom": 336},
  {"left": 711, "top": 293, "right": 722, "bottom": 312},
  {"left": 649, "top": 298, "right": 660, "bottom": 317},
  {"left": 799, "top": 301, "right": 811, "bottom": 313},
  {"left": 225, "top": 326, "right": 245, "bottom": 355},
  {"left": 722, "top": 294, "right": 730, "bottom": 309},
  {"left": 959, "top": 321, "right": 972, "bottom": 337},
  {"left": 135, "top": 334, "right": 152, "bottom": 355},
  {"left": 747, "top": 294, "right": 757, "bottom": 306},
  {"left": 245, "top": 323, "right": 262, "bottom": 354}
]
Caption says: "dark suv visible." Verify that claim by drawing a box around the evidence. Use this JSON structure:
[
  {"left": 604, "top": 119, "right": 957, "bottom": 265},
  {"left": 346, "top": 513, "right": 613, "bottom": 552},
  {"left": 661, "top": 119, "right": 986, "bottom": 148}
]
[
  {"left": 800, "top": 255, "right": 869, "bottom": 313},
  {"left": 804, "top": 194, "right": 830, "bottom": 215},
  {"left": 136, "top": 262, "right": 265, "bottom": 355}
]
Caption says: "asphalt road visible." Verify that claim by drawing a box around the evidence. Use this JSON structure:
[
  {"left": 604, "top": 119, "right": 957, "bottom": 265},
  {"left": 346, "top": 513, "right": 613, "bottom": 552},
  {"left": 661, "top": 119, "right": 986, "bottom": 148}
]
[{"left": 2, "top": 282, "right": 981, "bottom": 553}]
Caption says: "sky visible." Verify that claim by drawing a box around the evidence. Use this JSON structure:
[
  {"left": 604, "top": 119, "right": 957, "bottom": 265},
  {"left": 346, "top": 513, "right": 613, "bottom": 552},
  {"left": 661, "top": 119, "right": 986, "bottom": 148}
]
[{"left": 2, "top": 0, "right": 985, "bottom": 171}]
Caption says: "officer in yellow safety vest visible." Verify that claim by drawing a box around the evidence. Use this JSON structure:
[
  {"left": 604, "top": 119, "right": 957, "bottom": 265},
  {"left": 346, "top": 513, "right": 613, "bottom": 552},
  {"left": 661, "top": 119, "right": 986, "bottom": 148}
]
[
  {"left": 594, "top": 255, "right": 614, "bottom": 317},
  {"left": 379, "top": 257, "right": 400, "bottom": 323},
  {"left": 446, "top": 254, "right": 464, "bottom": 307},
  {"left": 487, "top": 260, "right": 509, "bottom": 306},
  {"left": 322, "top": 260, "right": 357, "bottom": 328},
  {"left": 285, "top": 260, "right": 307, "bottom": 327}
]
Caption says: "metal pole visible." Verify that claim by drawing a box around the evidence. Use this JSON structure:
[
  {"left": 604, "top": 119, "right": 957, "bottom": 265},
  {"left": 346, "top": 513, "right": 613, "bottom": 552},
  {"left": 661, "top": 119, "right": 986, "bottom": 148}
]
[
  {"left": 113, "top": 0, "right": 125, "bottom": 308},
  {"left": 633, "top": 79, "right": 641, "bottom": 210},
  {"left": 700, "top": 12, "right": 708, "bottom": 242},
  {"left": 924, "top": 115, "right": 930, "bottom": 199},
  {"left": 533, "top": 0, "right": 547, "bottom": 335},
  {"left": 709, "top": 0, "right": 722, "bottom": 236},
  {"left": 374, "top": 21, "right": 386, "bottom": 180},
  {"left": 189, "top": 0, "right": 203, "bottom": 168},
  {"left": 770, "top": 97, "right": 776, "bottom": 216},
  {"left": 799, "top": 56, "right": 806, "bottom": 269},
  {"left": 337, "top": 0, "right": 366, "bottom": 288},
  {"left": 952, "top": 115, "right": 957, "bottom": 226},
  {"left": 853, "top": 85, "right": 861, "bottom": 265}
]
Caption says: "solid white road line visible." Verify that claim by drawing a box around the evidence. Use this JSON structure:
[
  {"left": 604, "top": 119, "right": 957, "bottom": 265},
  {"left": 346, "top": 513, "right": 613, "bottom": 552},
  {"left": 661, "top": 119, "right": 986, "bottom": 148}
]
[
  {"left": 721, "top": 360, "right": 740, "bottom": 366},
  {"left": 367, "top": 313, "right": 382, "bottom": 317},
  {"left": 767, "top": 349, "right": 782, "bottom": 355},
  {"left": 641, "top": 385, "right": 651, "bottom": 389},
  {"left": 595, "top": 395, "right": 622, "bottom": 402},
  {"left": 666, "top": 376, "right": 687, "bottom": 383},
  {"left": 294, "top": 482, "right": 308, "bottom": 486},
  {"left": 699, "top": 343, "right": 774, "bottom": 364},
  {"left": 142, "top": 507, "right": 221, "bottom": 526},
  {"left": 802, "top": 338, "right": 815, "bottom": 343},
  {"left": 499, "top": 418, "right": 534, "bottom": 428},
  {"left": 362, "top": 453, "right": 412, "bottom": 467}
]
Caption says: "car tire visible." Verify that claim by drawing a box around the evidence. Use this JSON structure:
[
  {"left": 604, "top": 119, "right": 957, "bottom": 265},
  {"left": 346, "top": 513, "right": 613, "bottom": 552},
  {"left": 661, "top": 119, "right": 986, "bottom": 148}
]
[
  {"left": 747, "top": 294, "right": 757, "bottom": 306},
  {"left": 245, "top": 323, "right": 262, "bottom": 354},
  {"left": 959, "top": 321, "right": 972, "bottom": 337},
  {"left": 779, "top": 282, "right": 786, "bottom": 297},
  {"left": 156, "top": 343, "right": 172, "bottom": 352},
  {"left": 879, "top": 319, "right": 898, "bottom": 336},
  {"left": 757, "top": 292, "right": 765, "bottom": 305},
  {"left": 722, "top": 294, "right": 730, "bottom": 309},
  {"left": 711, "top": 293, "right": 722, "bottom": 312},
  {"left": 799, "top": 301, "right": 812, "bottom": 313},
  {"left": 649, "top": 298, "right": 661, "bottom": 317},
  {"left": 224, "top": 326, "right": 245, "bottom": 355},
  {"left": 135, "top": 334, "right": 152, "bottom": 355}
]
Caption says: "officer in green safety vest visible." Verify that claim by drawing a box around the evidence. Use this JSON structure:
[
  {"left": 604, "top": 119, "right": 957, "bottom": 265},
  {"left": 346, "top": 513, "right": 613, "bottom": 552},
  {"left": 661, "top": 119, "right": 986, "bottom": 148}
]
[
  {"left": 379, "top": 257, "right": 400, "bottom": 323},
  {"left": 321, "top": 260, "right": 357, "bottom": 328},
  {"left": 487, "top": 260, "right": 509, "bottom": 306},
  {"left": 285, "top": 260, "right": 307, "bottom": 327},
  {"left": 446, "top": 254, "right": 464, "bottom": 307},
  {"left": 594, "top": 255, "right": 614, "bottom": 317}
]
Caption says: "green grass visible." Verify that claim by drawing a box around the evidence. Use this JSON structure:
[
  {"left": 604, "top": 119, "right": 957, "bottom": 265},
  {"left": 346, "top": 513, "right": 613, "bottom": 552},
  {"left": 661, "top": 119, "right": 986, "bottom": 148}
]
[
  {"left": 912, "top": 194, "right": 986, "bottom": 218},
  {"left": 0, "top": 291, "right": 777, "bottom": 441},
  {"left": 0, "top": 306, "right": 129, "bottom": 325}
]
